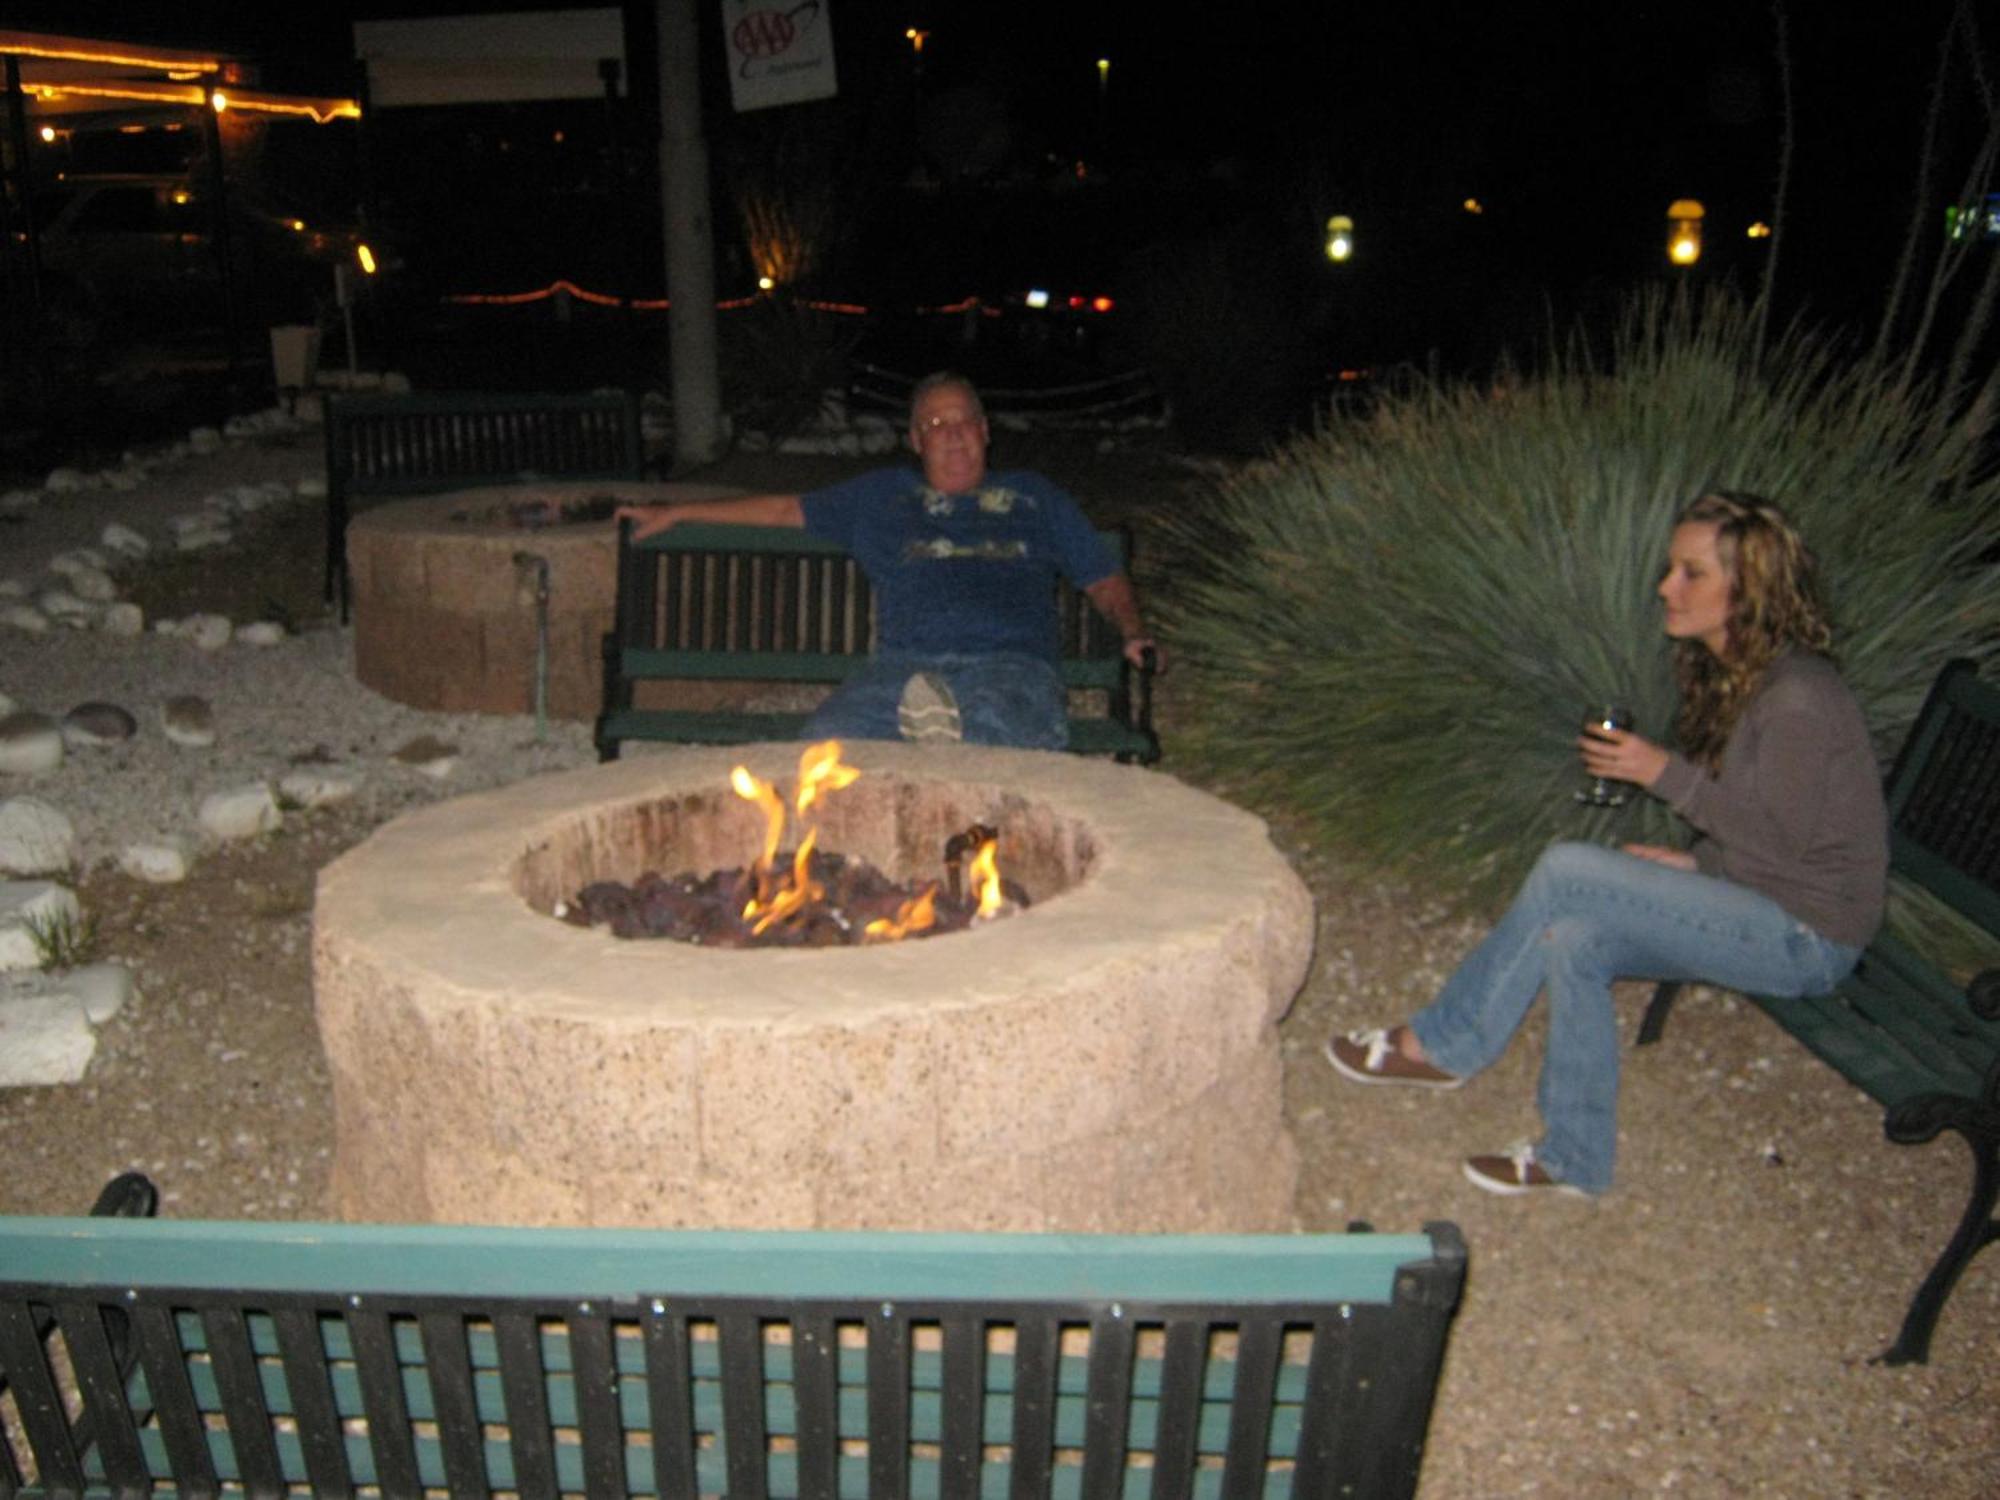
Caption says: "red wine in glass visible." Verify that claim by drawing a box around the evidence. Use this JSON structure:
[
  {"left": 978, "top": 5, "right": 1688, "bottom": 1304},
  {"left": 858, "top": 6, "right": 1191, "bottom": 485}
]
[{"left": 1576, "top": 704, "right": 1634, "bottom": 806}]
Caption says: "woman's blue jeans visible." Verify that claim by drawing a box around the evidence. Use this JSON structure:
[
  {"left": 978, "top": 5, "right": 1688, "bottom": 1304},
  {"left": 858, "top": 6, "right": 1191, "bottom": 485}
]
[
  {"left": 802, "top": 650, "right": 1067, "bottom": 750},
  {"left": 1408, "top": 841, "right": 1861, "bottom": 1194}
]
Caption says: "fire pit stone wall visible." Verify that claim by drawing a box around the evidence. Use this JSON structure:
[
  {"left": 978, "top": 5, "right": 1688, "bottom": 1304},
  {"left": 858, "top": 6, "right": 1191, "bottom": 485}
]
[
  {"left": 314, "top": 743, "right": 1313, "bottom": 1233},
  {"left": 347, "top": 481, "right": 745, "bottom": 718}
]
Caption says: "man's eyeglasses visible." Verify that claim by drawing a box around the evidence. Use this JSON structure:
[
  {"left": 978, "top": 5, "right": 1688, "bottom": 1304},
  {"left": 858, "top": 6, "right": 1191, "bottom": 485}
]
[{"left": 916, "top": 413, "right": 981, "bottom": 436}]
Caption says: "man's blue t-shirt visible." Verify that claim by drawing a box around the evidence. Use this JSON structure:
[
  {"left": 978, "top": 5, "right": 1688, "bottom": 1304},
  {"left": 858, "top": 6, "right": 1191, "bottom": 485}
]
[{"left": 799, "top": 467, "right": 1117, "bottom": 662}]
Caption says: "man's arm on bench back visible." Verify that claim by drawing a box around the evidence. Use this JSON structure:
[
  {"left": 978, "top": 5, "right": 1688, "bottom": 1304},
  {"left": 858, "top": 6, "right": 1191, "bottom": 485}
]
[{"left": 615, "top": 493, "right": 806, "bottom": 541}]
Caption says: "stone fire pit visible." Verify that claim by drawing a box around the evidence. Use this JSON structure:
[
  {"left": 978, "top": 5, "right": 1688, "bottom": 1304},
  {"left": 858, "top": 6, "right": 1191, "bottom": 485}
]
[
  {"left": 347, "top": 481, "right": 743, "bottom": 718},
  {"left": 314, "top": 743, "right": 1312, "bottom": 1232}
]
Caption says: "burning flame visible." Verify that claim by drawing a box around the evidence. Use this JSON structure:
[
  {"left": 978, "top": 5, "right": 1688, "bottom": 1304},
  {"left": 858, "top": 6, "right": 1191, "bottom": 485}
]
[
  {"left": 795, "top": 739, "right": 862, "bottom": 816},
  {"left": 730, "top": 741, "right": 1005, "bottom": 941},
  {"left": 730, "top": 765, "right": 786, "bottom": 906},
  {"left": 865, "top": 883, "right": 938, "bottom": 942},
  {"left": 970, "top": 838, "right": 1006, "bottom": 919},
  {"left": 732, "top": 741, "right": 857, "bottom": 934}
]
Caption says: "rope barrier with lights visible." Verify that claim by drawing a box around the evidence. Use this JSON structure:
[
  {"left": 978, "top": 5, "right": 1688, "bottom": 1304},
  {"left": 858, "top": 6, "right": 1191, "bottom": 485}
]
[{"left": 440, "top": 283, "right": 1057, "bottom": 319}]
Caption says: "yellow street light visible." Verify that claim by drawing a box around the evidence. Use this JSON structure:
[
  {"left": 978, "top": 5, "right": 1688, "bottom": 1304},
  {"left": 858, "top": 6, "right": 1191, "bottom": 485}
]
[
  {"left": 1666, "top": 198, "right": 1704, "bottom": 266},
  {"left": 1325, "top": 214, "right": 1354, "bottom": 263}
]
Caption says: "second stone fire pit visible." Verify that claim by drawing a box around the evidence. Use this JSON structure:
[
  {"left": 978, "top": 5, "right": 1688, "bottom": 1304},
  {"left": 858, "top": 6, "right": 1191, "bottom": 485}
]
[{"left": 315, "top": 743, "right": 1313, "bottom": 1232}]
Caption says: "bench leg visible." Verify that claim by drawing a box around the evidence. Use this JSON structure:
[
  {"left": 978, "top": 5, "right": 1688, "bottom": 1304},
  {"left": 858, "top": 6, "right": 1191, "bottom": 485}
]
[
  {"left": 1874, "top": 1061, "right": 2000, "bottom": 1365},
  {"left": 1634, "top": 980, "right": 1683, "bottom": 1046}
]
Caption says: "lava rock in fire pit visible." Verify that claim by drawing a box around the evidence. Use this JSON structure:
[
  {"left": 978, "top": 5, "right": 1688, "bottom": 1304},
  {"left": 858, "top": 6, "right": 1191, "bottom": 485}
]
[{"left": 565, "top": 846, "right": 1027, "bottom": 949}]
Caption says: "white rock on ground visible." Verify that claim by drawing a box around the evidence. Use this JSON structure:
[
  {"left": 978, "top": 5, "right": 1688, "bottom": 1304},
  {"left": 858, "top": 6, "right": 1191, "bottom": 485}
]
[
  {"left": 0, "top": 992, "right": 95, "bottom": 1086},
  {"left": 161, "top": 696, "right": 216, "bottom": 747},
  {"left": 185, "top": 614, "right": 233, "bottom": 651},
  {"left": 198, "top": 783, "right": 281, "bottom": 840},
  {"left": 0, "top": 712, "right": 64, "bottom": 774},
  {"left": 278, "top": 770, "right": 358, "bottom": 808},
  {"left": 63, "top": 565, "right": 119, "bottom": 603},
  {"left": 0, "top": 880, "right": 81, "bottom": 972},
  {"left": 236, "top": 621, "right": 286, "bottom": 647},
  {"left": 0, "top": 798, "right": 77, "bottom": 875},
  {"left": 62, "top": 702, "right": 138, "bottom": 747},
  {"left": 48, "top": 549, "right": 109, "bottom": 575},
  {"left": 100, "top": 522, "right": 150, "bottom": 559},
  {"left": 117, "top": 841, "right": 189, "bottom": 883},
  {"left": 98, "top": 602, "right": 145, "bottom": 637},
  {"left": 1, "top": 604, "right": 51, "bottom": 635},
  {"left": 39, "top": 590, "right": 100, "bottom": 629}
]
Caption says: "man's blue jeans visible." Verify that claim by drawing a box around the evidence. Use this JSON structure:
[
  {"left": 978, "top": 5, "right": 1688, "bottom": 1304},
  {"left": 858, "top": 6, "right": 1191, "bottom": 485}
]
[
  {"left": 802, "top": 650, "right": 1067, "bottom": 749},
  {"left": 1408, "top": 841, "right": 1861, "bottom": 1194}
]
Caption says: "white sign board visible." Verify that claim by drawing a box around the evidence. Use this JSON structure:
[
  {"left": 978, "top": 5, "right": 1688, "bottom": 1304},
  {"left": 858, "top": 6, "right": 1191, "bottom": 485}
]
[
  {"left": 722, "top": 0, "right": 837, "bottom": 112},
  {"left": 354, "top": 9, "right": 626, "bottom": 107}
]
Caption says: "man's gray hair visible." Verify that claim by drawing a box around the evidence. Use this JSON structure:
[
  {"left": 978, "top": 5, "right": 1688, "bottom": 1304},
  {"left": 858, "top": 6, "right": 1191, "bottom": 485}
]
[{"left": 909, "top": 371, "right": 984, "bottom": 423}]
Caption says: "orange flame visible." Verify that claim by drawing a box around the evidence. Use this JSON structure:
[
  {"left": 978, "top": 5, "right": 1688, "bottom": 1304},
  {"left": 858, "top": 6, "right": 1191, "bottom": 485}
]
[
  {"left": 795, "top": 739, "right": 861, "bottom": 816},
  {"left": 864, "top": 882, "right": 939, "bottom": 942},
  {"left": 970, "top": 839, "right": 1005, "bottom": 919},
  {"left": 751, "top": 829, "right": 824, "bottom": 935},
  {"left": 726, "top": 741, "right": 1003, "bottom": 941},
  {"left": 730, "top": 765, "right": 786, "bottom": 909}
]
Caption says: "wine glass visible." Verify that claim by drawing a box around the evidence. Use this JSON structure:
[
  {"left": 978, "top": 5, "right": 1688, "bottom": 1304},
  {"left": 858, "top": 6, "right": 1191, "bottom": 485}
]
[{"left": 1575, "top": 703, "right": 1634, "bottom": 806}]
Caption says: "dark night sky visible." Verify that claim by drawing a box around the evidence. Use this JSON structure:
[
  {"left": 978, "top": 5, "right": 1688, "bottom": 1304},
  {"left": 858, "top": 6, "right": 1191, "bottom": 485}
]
[{"left": 20, "top": 1, "right": 1984, "bottom": 322}]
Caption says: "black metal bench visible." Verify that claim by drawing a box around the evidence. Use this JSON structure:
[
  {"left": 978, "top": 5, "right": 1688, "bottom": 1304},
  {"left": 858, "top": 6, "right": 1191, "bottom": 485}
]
[
  {"left": 0, "top": 1174, "right": 1464, "bottom": 1499},
  {"left": 324, "top": 389, "right": 645, "bottom": 617},
  {"left": 595, "top": 520, "right": 1159, "bottom": 763},
  {"left": 1636, "top": 657, "right": 2000, "bottom": 1364}
]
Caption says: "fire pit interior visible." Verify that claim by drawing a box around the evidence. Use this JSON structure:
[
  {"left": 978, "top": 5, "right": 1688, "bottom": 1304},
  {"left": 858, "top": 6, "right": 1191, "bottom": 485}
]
[
  {"left": 316, "top": 743, "right": 1313, "bottom": 1233},
  {"left": 551, "top": 742, "right": 1042, "bottom": 947}
]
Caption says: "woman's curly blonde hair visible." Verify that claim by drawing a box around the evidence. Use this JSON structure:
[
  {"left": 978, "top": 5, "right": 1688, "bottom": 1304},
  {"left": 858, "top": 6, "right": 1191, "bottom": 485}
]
[{"left": 1672, "top": 492, "right": 1832, "bottom": 767}]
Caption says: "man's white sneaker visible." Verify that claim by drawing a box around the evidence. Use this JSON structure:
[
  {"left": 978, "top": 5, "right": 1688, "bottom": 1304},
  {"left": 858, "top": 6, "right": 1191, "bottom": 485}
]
[{"left": 898, "top": 672, "right": 963, "bottom": 743}]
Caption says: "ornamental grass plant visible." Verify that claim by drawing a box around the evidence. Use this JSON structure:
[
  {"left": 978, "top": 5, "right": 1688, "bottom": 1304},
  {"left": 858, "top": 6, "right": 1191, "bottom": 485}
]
[{"left": 1163, "top": 288, "right": 2000, "bottom": 911}]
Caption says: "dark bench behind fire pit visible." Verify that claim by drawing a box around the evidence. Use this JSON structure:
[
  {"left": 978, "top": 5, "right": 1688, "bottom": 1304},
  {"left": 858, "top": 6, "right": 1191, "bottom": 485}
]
[
  {"left": 1637, "top": 657, "right": 2000, "bottom": 1365},
  {"left": 595, "top": 519, "right": 1159, "bottom": 763},
  {"left": 0, "top": 1174, "right": 1464, "bottom": 1500},
  {"left": 324, "top": 389, "right": 646, "bottom": 618}
]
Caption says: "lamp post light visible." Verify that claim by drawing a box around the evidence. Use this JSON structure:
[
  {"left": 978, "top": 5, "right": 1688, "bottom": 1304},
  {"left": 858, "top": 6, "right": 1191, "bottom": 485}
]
[
  {"left": 1325, "top": 214, "right": 1355, "bottom": 263},
  {"left": 1667, "top": 198, "right": 1705, "bottom": 267}
]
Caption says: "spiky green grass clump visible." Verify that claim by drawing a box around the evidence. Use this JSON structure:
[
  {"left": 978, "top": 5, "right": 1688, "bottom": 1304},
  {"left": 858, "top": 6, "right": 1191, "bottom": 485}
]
[
  {"left": 1164, "top": 290, "right": 2000, "bottom": 907},
  {"left": 25, "top": 903, "right": 97, "bottom": 973}
]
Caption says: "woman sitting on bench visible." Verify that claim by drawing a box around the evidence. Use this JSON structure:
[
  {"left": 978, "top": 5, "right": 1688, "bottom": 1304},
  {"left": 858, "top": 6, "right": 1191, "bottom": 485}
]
[{"left": 1327, "top": 493, "right": 1889, "bottom": 1197}]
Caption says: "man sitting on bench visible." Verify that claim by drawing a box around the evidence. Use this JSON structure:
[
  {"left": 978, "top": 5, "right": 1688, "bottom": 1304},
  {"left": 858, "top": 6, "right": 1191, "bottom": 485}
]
[{"left": 616, "top": 372, "right": 1159, "bottom": 749}]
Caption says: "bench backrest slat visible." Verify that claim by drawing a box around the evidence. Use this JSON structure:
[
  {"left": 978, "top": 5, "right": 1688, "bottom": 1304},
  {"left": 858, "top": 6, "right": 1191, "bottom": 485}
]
[{"left": 1885, "top": 658, "right": 2000, "bottom": 933}]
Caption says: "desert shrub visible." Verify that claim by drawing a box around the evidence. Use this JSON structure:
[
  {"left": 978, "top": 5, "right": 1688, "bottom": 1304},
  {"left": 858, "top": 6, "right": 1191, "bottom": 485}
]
[{"left": 1163, "top": 288, "right": 2000, "bottom": 907}]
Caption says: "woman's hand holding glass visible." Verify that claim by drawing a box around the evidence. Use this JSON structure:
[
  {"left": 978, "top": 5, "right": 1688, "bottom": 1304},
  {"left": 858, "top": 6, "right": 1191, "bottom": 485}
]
[{"left": 1577, "top": 721, "right": 1670, "bottom": 795}]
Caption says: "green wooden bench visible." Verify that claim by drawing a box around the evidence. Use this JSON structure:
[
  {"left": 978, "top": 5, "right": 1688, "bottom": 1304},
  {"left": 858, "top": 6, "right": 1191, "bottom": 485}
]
[
  {"left": 0, "top": 1175, "right": 1464, "bottom": 1500},
  {"left": 1637, "top": 657, "right": 2000, "bottom": 1365},
  {"left": 324, "top": 389, "right": 645, "bottom": 618},
  {"left": 595, "top": 520, "right": 1160, "bottom": 763}
]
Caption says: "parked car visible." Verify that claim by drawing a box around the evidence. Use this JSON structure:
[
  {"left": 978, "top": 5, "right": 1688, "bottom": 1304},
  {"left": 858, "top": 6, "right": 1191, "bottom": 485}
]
[{"left": 20, "top": 173, "right": 378, "bottom": 343}]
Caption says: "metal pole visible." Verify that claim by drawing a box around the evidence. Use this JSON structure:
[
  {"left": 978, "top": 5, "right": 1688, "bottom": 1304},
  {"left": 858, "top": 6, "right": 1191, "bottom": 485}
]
[{"left": 656, "top": 0, "right": 723, "bottom": 468}]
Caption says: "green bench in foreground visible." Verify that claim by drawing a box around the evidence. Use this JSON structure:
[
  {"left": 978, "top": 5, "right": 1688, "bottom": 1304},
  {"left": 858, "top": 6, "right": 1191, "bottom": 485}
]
[
  {"left": 595, "top": 521, "right": 1159, "bottom": 763},
  {"left": 1638, "top": 657, "right": 2000, "bottom": 1364},
  {"left": 0, "top": 1176, "right": 1464, "bottom": 1499}
]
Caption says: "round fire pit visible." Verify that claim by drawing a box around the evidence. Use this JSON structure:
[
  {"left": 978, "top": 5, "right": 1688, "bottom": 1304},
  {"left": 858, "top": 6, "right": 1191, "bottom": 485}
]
[
  {"left": 346, "top": 481, "right": 743, "bottom": 718},
  {"left": 314, "top": 743, "right": 1313, "bottom": 1232}
]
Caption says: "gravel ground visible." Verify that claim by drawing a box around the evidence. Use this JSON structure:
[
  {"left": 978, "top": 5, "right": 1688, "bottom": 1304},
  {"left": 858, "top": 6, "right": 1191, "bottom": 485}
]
[{"left": 0, "top": 422, "right": 1995, "bottom": 1496}]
